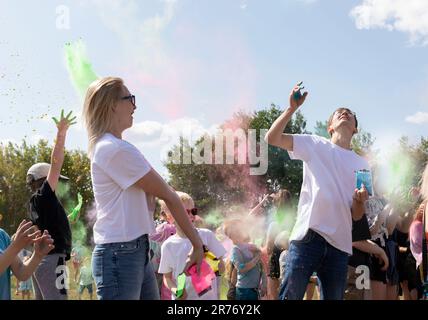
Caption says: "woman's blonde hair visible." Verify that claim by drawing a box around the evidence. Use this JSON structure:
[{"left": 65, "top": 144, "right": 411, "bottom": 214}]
[
  {"left": 420, "top": 162, "right": 428, "bottom": 201},
  {"left": 82, "top": 77, "right": 124, "bottom": 157}
]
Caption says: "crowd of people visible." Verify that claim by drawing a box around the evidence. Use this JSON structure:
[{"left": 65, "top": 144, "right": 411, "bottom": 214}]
[{"left": 0, "top": 77, "right": 427, "bottom": 300}]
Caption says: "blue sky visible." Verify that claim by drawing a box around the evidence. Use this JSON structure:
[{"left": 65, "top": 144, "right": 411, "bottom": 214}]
[{"left": 0, "top": 0, "right": 427, "bottom": 176}]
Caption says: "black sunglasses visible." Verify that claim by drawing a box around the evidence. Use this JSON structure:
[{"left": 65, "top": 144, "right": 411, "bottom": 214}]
[{"left": 121, "top": 95, "right": 136, "bottom": 106}]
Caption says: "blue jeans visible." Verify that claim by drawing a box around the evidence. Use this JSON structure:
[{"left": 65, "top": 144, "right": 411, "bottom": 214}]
[
  {"left": 235, "top": 287, "right": 259, "bottom": 300},
  {"left": 278, "top": 229, "right": 349, "bottom": 300},
  {"left": 92, "top": 234, "right": 160, "bottom": 300}
]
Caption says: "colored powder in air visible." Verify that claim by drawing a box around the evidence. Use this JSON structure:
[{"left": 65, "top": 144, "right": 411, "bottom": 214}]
[
  {"left": 72, "top": 219, "right": 88, "bottom": 244},
  {"left": 64, "top": 40, "right": 98, "bottom": 96},
  {"left": 376, "top": 151, "right": 416, "bottom": 200},
  {"left": 68, "top": 193, "right": 83, "bottom": 223},
  {"left": 204, "top": 209, "right": 224, "bottom": 229}
]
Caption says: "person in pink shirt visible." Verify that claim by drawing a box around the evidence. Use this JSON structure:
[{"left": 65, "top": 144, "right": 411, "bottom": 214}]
[
  {"left": 409, "top": 163, "right": 428, "bottom": 299},
  {"left": 409, "top": 202, "right": 427, "bottom": 268}
]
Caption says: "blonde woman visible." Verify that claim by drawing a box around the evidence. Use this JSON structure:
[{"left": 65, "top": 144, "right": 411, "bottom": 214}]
[{"left": 82, "top": 77, "right": 204, "bottom": 300}]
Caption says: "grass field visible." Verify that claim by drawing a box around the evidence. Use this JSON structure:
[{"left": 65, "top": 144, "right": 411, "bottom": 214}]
[{"left": 10, "top": 262, "right": 320, "bottom": 300}]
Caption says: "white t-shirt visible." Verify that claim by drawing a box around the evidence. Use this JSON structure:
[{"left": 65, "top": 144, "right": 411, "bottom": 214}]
[
  {"left": 288, "top": 134, "right": 370, "bottom": 254},
  {"left": 158, "top": 228, "right": 226, "bottom": 300},
  {"left": 91, "top": 133, "right": 155, "bottom": 244}
]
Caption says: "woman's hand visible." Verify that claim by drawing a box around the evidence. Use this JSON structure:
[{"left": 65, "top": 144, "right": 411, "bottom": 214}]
[{"left": 184, "top": 244, "right": 204, "bottom": 275}]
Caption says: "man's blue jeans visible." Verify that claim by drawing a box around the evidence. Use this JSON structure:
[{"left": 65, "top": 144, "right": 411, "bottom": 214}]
[
  {"left": 278, "top": 229, "right": 349, "bottom": 300},
  {"left": 92, "top": 234, "right": 160, "bottom": 300}
]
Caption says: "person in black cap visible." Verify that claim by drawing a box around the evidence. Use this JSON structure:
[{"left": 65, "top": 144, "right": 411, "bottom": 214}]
[{"left": 26, "top": 110, "right": 76, "bottom": 300}]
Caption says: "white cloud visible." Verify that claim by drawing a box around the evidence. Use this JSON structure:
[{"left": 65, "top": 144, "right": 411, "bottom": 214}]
[
  {"left": 124, "top": 117, "right": 219, "bottom": 151},
  {"left": 405, "top": 111, "right": 428, "bottom": 124},
  {"left": 240, "top": 1, "right": 248, "bottom": 10},
  {"left": 350, "top": 0, "right": 428, "bottom": 46}
]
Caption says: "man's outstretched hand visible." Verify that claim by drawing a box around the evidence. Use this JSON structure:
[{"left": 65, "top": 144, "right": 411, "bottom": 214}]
[{"left": 289, "top": 81, "right": 308, "bottom": 111}]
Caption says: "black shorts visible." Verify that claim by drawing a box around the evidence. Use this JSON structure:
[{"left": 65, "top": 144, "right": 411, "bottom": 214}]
[
  {"left": 385, "top": 238, "right": 400, "bottom": 285},
  {"left": 269, "top": 245, "right": 283, "bottom": 279},
  {"left": 398, "top": 251, "right": 410, "bottom": 282},
  {"left": 403, "top": 254, "right": 422, "bottom": 292}
]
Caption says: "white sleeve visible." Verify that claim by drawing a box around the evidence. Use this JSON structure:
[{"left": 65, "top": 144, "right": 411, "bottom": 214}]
[
  {"left": 288, "top": 134, "right": 323, "bottom": 163},
  {"left": 158, "top": 242, "right": 173, "bottom": 274},
  {"left": 98, "top": 144, "right": 152, "bottom": 190},
  {"left": 203, "top": 229, "right": 227, "bottom": 258}
]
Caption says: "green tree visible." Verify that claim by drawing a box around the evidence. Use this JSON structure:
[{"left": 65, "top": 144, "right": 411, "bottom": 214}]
[{"left": 165, "top": 104, "right": 309, "bottom": 216}]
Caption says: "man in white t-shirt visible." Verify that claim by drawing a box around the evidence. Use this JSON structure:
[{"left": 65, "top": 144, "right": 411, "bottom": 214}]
[{"left": 265, "top": 83, "right": 369, "bottom": 300}]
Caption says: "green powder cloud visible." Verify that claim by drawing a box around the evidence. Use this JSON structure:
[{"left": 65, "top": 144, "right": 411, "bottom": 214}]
[{"left": 64, "top": 40, "right": 98, "bottom": 97}]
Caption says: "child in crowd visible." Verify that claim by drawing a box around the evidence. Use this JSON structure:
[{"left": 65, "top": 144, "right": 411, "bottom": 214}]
[
  {"left": 224, "top": 218, "right": 267, "bottom": 300},
  {"left": 18, "top": 255, "right": 33, "bottom": 299},
  {"left": 149, "top": 210, "right": 176, "bottom": 300},
  {"left": 78, "top": 258, "right": 94, "bottom": 300},
  {"left": 158, "top": 192, "right": 226, "bottom": 300},
  {"left": 0, "top": 220, "right": 54, "bottom": 300},
  {"left": 71, "top": 243, "right": 83, "bottom": 283}
]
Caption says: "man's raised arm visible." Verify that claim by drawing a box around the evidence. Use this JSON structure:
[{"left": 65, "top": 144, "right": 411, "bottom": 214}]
[{"left": 264, "top": 83, "right": 308, "bottom": 151}]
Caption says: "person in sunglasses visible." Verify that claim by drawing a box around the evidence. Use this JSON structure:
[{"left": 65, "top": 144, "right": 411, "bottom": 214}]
[
  {"left": 265, "top": 83, "right": 370, "bottom": 300},
  {"left": 158, "top": 191, "right": 226, "bottom": 300},
  {"left": 82, "top": 77, "right": 204, "bottom": 300}
]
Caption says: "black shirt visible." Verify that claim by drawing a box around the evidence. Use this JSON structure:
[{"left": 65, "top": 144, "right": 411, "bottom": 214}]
[
  {"left": 28, "top": 181, "right": 72, "bottom": 260},
  {"left": 349, "top": 215, "right": 371, "bottom": 268}
]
